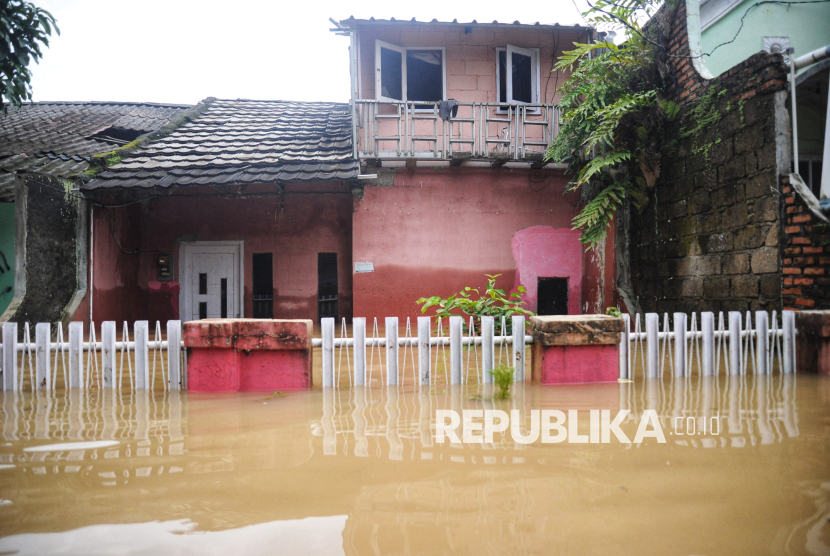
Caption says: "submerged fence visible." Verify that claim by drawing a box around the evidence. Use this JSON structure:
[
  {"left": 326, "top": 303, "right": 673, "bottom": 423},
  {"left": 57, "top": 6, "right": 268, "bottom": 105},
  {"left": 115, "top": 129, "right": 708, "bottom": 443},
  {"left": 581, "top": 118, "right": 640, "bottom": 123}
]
[
  {"left": 0, "top": 320, "right": 184, "bottom": 393},
  {"left": 0, "top": 310, "right": 798, "bottom": 393}
]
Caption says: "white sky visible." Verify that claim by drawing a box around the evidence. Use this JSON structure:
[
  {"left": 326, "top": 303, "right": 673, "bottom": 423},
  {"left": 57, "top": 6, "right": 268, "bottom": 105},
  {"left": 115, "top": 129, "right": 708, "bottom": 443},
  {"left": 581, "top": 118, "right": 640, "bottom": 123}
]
[{"left": 28, "top": 0, "right": 595, "bottom": 105}]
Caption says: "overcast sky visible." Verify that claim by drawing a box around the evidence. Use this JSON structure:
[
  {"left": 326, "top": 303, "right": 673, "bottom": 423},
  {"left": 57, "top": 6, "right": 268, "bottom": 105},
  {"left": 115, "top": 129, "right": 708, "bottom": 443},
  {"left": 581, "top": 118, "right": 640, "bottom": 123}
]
[{"left": 28, "top": 0, "right": 595, "bottom": 105}]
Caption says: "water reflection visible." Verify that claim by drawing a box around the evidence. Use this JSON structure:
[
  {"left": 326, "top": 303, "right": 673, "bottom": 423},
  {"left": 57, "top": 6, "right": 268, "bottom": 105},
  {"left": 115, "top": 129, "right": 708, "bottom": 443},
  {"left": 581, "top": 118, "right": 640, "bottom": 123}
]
[
  {"left": 0, "top": 374, "right": 826, "bottom": 556},
  {"left": 0, "top": 515, "right": 347, "bottom": 556}
]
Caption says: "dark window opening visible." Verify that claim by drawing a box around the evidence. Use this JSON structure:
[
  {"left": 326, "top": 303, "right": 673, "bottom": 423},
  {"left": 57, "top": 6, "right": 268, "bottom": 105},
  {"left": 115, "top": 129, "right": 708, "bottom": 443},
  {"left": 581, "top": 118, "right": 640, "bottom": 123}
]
[
  {"left": 799, "top": 159, "right": 823, "bottom": 198},
  {"left": 407, "top": 50, "right": 443, "bottom": 103},
  {"left": 252, "top": 253, "right": 274, "bottom": 319},
  {"left": 199, "top": 273, "right": 207, "bottom": 295},
  {"left": 318, "top": 253, "right": 338, "bottom": 322},
  {"left": 220, "top": 278, "right": 228, "bottom": 318},
  {"left": 89, "top": 126, "right": 147, "bottom": 146},
  {"left": 511, "top": 52, "right": 533, "bottom": 104},
  {"left": 537, "top": 277, "right": 568, "bottom": 316},
  {"left": 380, "top": 46, "right": 403, "bottom": 100},
  {"left": 199, "top": 302, "right": 207, "bottom": 320}
]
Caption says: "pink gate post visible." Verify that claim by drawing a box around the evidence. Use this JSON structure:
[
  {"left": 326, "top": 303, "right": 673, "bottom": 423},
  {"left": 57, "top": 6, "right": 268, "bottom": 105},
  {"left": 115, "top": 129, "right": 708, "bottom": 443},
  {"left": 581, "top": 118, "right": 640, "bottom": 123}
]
[
  {"left": 530, "top": 315, "right": 623, "bottom": 384},
  {"left": 183, "top": 319, "right": 313, "bottom": 392}
]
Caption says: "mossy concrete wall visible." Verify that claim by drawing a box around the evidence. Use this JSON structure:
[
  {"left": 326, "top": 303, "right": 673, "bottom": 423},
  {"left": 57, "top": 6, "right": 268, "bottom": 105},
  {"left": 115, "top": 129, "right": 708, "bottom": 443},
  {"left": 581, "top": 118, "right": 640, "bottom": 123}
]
[
  {"left": 0, "top": 202, "right": 14, "bottom": 315},
  {"left": 0, "top": 176, "right": 86, "bottom": 329},
  {"left": 627, "top": 2, "right": 790, "bottom": 314}
]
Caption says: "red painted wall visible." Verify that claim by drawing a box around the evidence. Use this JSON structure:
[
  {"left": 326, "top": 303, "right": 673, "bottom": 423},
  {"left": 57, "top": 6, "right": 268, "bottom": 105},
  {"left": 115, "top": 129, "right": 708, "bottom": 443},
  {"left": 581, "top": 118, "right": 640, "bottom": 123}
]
[
  {"left": 352, "top": 167, "right": 598, "bottom": 320},
  {"left": 78, "top": 183, "right": 353, "bottom": 325}
]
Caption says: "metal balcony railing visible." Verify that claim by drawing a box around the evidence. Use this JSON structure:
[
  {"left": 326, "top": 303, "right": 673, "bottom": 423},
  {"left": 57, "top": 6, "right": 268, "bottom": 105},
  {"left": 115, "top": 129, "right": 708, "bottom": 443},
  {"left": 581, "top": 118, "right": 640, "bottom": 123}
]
[{"left": 353, "top": 100, "right": 559, "bottom": 162}]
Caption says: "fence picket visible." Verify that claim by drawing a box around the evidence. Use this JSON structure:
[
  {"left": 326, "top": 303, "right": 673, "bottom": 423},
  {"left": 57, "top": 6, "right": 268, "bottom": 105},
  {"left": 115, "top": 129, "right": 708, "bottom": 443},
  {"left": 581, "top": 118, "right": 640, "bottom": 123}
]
[
  {"left": 673, "top": 312, "right": 686, "bottom": 377},
  {"left": 482, "top": 316, "right": 494, "bottom": 383},
  {"left": 322, "top": 317, "right": 335, "bottom": 388},
  {"left": 102, "top": 321, "right": 116, "bottom": 389},
  {"left": 385, "top": 317, "right": 398, "bottom": 386},
  {"left": 417, "top": 317, "right": 431, "bottom": 385},
  {"left": 728, "top": 312, "right": 742, "bottom": 375},
  {"left": 353, "top": 317, "right": 366, "bottom": 386},
  {"left": 135, "top": 321, "right": 149, "bottom": 389},
  {"left": 68, "top": 322, "right": 84, "bottom": 389},
  {"left": 167, "top": 320, "right": 182, "bottom": 391},
  {"left": 513, "top": 315, "right": 526, "bottom": 382},
  {"left": 35, "top": 323, "right": 50, "bottom": 391},
  {"left": 449, "top": 316, "right": 462, "bottom": 385}
]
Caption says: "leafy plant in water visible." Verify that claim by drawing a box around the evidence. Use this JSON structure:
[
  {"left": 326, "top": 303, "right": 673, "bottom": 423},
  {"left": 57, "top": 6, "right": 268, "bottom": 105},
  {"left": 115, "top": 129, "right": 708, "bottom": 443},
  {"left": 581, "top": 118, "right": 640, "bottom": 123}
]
[
  {"left": 489, "top": 365, "right": 515, "bottom": 399},
  {"left": 545, "top": 0, "right": 680, "bottom": 249},
  {"left": 416, "top": 274, "right": 535, "bottom": 334}
]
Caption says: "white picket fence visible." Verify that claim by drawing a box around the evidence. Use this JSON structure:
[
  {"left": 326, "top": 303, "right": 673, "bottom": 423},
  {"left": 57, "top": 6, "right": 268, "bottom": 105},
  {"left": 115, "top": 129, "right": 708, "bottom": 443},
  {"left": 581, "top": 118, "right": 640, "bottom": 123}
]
[
  {"left": 315, "top": 315, "right": 531, "bottom": 388},
  {"left": 0, "top": 320, "right": 184, "bottom": 393},
  {"left": 0, "top": 311, "right": 798, "bottom": 393},
  {"left": 620, "top": 310, "right": 797, "bottom": 379}
]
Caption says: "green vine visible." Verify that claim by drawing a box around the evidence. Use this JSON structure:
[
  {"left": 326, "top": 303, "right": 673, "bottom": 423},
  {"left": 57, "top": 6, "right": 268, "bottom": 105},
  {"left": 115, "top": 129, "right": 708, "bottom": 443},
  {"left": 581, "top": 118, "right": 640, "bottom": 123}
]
[{"left": 545, "top": 0, "right": 679, "bottom": 249}]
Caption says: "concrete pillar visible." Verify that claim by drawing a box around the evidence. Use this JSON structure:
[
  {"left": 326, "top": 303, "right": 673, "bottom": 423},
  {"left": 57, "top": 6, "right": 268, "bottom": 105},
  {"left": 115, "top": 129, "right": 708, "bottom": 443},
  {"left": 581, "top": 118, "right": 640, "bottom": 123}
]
[{"left": 794, "top": 310, "right": 830, "bottom": 374}]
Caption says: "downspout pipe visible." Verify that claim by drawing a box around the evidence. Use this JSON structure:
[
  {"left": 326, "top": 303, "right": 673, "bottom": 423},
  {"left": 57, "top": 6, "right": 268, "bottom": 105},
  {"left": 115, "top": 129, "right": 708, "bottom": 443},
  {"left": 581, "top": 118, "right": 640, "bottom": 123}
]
[
  {"left": 789, "top": 47, "right": 799, "bottom": 170},
  {"left": 794, "top": 45, "right": 830, "bottom": 71}
]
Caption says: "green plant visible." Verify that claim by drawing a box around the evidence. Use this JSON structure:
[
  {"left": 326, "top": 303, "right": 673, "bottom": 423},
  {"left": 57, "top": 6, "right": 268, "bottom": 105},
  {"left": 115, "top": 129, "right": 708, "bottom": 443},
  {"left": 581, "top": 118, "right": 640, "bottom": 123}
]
[
  {"left": 606, "top": 306, "right": 622, "bottom": 317},
  {"left": 489, "top": 365, "right": 515, "bottom": 399},
  {"left": 416, "top": 274, "right": 535, "bottom": 334},
  {"left": 1, "top": 1, "right": 59, "bottom": 113},
  {"left": 545, "top": 0, "right": 679, "bottom": 249}
]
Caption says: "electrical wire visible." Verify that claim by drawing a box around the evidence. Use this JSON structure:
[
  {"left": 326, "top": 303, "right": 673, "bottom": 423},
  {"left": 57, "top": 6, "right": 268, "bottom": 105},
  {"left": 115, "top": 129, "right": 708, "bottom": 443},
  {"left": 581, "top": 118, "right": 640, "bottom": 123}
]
[{"left": 586, "top": 0, "right": 830, "bottom": 60}]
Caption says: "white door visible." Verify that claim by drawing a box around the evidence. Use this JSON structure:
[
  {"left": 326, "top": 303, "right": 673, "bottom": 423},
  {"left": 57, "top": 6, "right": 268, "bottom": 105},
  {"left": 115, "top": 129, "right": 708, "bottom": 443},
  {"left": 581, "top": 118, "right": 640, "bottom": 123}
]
[{"left": 180, "top": 242, "right": 243, "bottom": 321}]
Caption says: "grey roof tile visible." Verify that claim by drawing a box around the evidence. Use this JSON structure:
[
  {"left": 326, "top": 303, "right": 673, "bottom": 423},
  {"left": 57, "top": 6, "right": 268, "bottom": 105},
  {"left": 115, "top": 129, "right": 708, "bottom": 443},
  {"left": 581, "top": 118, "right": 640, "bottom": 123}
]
[
  {"left": 0, "top": 101, "right": 191, "bottom": 200},
  {"left": 85, "top": 99, "right": 358, "bottom": 190}
]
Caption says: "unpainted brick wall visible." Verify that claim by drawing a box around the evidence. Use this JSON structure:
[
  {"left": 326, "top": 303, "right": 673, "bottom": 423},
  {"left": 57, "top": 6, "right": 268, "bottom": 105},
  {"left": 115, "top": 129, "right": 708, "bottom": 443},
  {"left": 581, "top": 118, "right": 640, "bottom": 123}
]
[
  {"left": 780, "top": 177, "right": 830, "bottom": 309},
  {"left": 627, "top": 2, "right": 789, "bottom": 314}
]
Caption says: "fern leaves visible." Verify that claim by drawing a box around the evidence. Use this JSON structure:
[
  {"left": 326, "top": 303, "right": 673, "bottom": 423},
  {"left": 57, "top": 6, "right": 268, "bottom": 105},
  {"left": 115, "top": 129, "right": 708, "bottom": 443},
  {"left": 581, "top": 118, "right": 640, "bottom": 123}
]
[{"left": 572, "top": 182, "right": 628, "bottom": 247}]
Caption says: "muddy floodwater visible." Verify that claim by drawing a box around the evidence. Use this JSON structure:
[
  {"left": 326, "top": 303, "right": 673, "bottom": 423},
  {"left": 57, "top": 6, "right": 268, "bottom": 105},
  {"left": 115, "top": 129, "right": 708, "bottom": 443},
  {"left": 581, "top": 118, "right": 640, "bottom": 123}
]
[{"left": 0, "top": 374, "right": 829, "bottom": 555}]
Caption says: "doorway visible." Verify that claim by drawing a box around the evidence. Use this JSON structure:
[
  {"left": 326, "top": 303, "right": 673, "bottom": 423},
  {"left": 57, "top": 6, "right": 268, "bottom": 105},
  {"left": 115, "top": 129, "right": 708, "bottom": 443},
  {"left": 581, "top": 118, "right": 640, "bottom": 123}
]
[
  {"left": 318, "top": 253, "right": 338, "bottom": 322},
  {"left": 179, "top": 241, "right": 243, "bottom": 321},
  {"left": 537, "top": 277, "right": 568, "bottom": 316}
]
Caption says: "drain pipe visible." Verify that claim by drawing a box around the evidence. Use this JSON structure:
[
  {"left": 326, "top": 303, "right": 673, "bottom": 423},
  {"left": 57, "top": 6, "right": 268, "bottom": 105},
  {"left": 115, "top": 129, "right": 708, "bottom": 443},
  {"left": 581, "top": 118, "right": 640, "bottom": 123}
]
[
  {"left": 89, "top": 204, "right": 93, "bottom": 324},
  {"left": 789, "top": 48, "right": 799, "bottom": 171}
]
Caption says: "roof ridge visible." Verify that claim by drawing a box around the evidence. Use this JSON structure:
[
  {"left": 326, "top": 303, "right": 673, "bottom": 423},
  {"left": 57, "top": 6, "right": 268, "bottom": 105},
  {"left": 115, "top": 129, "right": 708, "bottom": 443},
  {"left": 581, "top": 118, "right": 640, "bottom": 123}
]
[
  {"left": 214, "top": 98, "right": 350, "bottom": 105},
  {"left": 82, "top": 97, "right": 218, "bottom": 182},
  {"left": 23, "top": 100, "right": 194, "bottom": 108}
]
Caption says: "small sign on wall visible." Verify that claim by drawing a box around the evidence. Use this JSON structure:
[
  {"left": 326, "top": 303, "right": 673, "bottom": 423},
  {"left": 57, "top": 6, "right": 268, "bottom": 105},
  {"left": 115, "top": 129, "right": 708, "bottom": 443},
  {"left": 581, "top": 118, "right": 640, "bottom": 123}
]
[{"left": 354, "top": 262, "right": 374, "bottom": 273}]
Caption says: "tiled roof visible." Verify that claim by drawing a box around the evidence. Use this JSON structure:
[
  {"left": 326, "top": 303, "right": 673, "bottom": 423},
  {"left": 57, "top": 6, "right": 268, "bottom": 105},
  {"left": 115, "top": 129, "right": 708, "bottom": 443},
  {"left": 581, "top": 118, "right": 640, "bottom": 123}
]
[
  {"left": 85, "top": 99, "right": 358, "bottom": 190},
  {"left": 0, "top": 101, "right": 191, "bottom": 201},
  {"left": 338, "top": 17, "right": 589, "bottom": 30}
]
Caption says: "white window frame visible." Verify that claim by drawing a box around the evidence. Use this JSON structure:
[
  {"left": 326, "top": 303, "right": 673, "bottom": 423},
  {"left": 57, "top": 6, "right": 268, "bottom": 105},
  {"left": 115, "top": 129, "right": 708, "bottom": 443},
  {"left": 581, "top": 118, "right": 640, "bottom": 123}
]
[
  {"left": 496, "top": 45, "right": 541, "bottom": 113},
  {"left": 375, "top": 40, "right": 447, "bottom": 107}
]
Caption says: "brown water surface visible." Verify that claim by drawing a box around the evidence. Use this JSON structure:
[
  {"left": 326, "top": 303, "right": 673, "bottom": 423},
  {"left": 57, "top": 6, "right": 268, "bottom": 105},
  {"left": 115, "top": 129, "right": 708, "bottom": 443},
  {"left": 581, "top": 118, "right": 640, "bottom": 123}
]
[{"left": 0, "top": 374, "right": 829, "bottom": 555}]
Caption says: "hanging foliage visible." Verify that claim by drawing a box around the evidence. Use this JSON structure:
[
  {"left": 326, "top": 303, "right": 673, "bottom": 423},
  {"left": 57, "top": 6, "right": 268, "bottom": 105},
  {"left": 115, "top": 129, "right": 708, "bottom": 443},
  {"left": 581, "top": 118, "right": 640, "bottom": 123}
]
[{"left": 546, "top": 0, "right": 680, "bottom": 248}]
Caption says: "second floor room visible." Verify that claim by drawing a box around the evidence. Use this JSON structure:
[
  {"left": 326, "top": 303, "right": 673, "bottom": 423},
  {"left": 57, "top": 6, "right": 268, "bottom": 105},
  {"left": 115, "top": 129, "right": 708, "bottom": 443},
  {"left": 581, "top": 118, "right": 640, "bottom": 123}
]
[{"left": 335, "top": 17, "right": 594, "bottom": 162}]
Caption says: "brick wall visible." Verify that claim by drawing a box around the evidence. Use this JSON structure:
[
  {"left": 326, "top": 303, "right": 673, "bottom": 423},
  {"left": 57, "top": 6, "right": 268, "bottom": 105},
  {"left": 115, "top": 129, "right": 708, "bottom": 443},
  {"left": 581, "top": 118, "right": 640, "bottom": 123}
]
[
  {"left": 781, "top": 176, "right": 830, "bottom": 309},
  {"left": 627, "top": 2, "right": 790, "bottom": 314}
]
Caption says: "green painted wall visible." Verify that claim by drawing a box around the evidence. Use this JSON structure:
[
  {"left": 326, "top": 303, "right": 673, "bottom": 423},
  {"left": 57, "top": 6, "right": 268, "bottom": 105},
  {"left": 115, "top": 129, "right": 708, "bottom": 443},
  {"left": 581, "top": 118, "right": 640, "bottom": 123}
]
[
  {"left": 0, "top": 203, "right": 14, "bottom": 315},
  {"left": 701, "top": 0, "right": 830, "bottom": 77}
]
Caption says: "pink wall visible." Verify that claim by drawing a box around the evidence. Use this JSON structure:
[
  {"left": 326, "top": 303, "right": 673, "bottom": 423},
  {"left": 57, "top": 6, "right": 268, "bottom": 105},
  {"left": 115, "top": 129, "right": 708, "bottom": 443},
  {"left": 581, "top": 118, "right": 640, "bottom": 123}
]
[
  {"left": 356, "top": 23, "right": 588, "bottom": 104},
  {"left": 78, "top": 183, "right": 353, "bottom": 325},
  {"left": 512, "top": 226, "right": 582, "bottom": 315},
  {"left": 352, "top": 167, "right": 593, "bottom": 320}
]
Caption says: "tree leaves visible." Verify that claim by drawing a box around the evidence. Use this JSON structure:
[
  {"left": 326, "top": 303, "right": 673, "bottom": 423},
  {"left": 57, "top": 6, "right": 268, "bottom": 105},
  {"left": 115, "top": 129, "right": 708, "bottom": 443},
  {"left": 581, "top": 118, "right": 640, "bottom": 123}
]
[
  {"left": 544, "top": 0, "right": 673, "bottom": 249},
  {"left": 0, "top": 1, "right": 59, "bottom": 113}
]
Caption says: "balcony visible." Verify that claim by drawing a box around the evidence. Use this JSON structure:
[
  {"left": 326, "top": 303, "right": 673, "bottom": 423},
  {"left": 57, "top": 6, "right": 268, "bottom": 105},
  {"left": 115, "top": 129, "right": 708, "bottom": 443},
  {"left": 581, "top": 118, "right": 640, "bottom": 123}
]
[{"left": 353, "top": 100, "right": 559, "bottom": 165}]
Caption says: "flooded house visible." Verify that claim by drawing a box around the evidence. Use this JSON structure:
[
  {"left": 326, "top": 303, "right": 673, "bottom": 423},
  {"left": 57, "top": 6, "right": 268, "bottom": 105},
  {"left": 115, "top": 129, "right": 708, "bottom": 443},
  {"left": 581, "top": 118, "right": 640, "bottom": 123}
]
[{"left": 0, "top": 18, "right": 618, "bottom": 327}]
